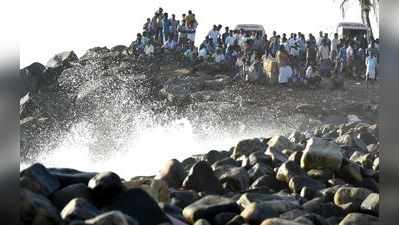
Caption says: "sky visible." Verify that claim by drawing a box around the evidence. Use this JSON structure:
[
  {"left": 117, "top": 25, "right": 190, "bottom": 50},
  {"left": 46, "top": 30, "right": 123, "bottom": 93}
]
[{"left": 19, "top": 0, "right": 378, "bottom": 68}]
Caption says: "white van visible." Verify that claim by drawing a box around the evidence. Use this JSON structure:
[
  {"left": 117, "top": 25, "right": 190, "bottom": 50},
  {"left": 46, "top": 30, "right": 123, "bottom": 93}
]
[
  {"left": 336, "top": 22, "right": 368, "bottom": 40},
  {"left": 234, "top": 24, "right": 265, "bottom": 36}
]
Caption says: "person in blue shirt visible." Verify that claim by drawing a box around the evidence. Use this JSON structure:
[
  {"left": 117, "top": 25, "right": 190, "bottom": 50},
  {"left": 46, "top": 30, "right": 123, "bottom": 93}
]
[{"left": 162, "top": 13, "right": 171, "bottom": 44}]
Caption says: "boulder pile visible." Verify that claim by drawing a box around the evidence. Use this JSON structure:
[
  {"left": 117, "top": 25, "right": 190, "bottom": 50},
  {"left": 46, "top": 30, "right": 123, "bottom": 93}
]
[{"left": 21, "top": 121, "right": 379, "bottom": 225}]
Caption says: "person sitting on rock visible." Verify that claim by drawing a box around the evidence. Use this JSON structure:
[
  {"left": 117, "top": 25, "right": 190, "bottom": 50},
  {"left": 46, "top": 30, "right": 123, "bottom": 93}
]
[
  {"left": 130, "top": 33, "right": 145, "bottom": 56},
  {"left": 278, "top": 64, "right": 293, "bottom": 86},
  {"left": 305, "top": 65, "right": 321, "bottom": 88},
  {"left": 214, "top": 48, "right": 225, "bottom": 64},
  {"left": 162, "top": 35, "right": 177, "bottom": 51},
  {"left": 198, "top": 44, "right": 208, "bottom": 61},
  {"left": 144, "top": 40, "right": 155, "bottom": 58}
]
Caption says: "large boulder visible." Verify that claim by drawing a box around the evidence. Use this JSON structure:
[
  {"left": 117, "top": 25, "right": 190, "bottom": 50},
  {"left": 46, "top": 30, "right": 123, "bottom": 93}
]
[
  {"left": 267, "top": 135, "right": 295, "bottom": 152},
  {"left": 20, "top": 62, "right": 51, "bottom": 94},
  {"left": 214, "top": 166, "right": 249, "bottom": 192},
  {"left": 20, "top": 163, "right": 61, "bottom": 197},
  {"left": 60, "top": 198, "right": 100, "bottom": 222},
  {"left": 360, "top": 193, "right": 379, "bottom": 215},
  {"left": 202, "top": 150, "right": 230, "bottom": 165},
  {"left": 182, "top": 195, "right": 241, "bottom": 224},
  {"left": 156, "top": 159, "right": 187, "bottom": 189},
  {"left": 338, "top": 213, "right": 378, "bottom": 225},
  {"left": 182, "top": 161, "right": 224, "bottom": 194},
  {"left": 276, "top": 161, "right": 306, "bottom": 183},
  {"left": 20, "top": 188, "right": 61, "bottom": 225},
  {"left": 84, "top": 210, "right": 139, "bottom": 225},
  {"left": 240, "top": 203, "right": 279, "bottom": 224},
  {"left": 49, "top": 168, "right": 97, "bottom": 188},
  {"left": 105, "top": 188, "right": 171, "bottom": 225},
  {"left": 288, "top": 176, "right": 326, "bottom": 194},
  {"left": 300, "top": 138, "right": 343, "bottom": 171},
  {"left": 231, "top": 138, "right": 266, "bottom": 159},
  {"left": 88, "top": 172, "right": 124, "bottom": 205},
  {"left": 334, "top": 187, "right": 373, "bottom": 212},
  {"left": 51, "top": 183, "right": 92, "bottom": 209},
  {"left": 261, "top": 218, "right": 307, "bottom": 225}
]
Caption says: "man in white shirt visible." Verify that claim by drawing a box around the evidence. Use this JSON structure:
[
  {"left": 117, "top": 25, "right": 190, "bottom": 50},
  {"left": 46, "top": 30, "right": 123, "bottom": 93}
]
[
  {"left": 207, "top": 25, "right": 220, "bottom": 46},
  {"left": 279, "top": 65, "right": 293, "bottom": 85},
  {"left": 330, "top": 33, "right": 340, "bottom": 60},
  {"left": 318, "top": 40, "right": 330, "bottom": 61}
]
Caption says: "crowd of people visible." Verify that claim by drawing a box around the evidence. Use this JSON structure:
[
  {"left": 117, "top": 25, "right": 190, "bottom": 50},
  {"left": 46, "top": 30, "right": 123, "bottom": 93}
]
[{"left": 129, "top": 7, "right": 380, "bottom": 88}]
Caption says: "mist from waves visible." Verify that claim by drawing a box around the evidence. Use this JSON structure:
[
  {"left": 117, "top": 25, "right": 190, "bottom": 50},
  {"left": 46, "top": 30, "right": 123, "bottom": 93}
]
[{"left": 20, "top": 106, "right": 301, "bottom": 180}]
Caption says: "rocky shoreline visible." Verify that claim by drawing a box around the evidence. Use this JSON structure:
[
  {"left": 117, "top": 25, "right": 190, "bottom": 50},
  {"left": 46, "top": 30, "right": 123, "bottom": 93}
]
[
  {"left": 21, "top": 45, "right": 379, "bottom": 225},
  {"left": 21, "top": 120, "right": 379, "bottom": 225}
]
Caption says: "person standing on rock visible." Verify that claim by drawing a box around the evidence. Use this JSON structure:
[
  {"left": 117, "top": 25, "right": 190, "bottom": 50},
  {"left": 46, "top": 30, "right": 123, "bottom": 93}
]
[
  {"left": 169, "top": 14, "right": 178, "bottom": 42},
  {"left": 365, "top": 51, "right": 378, "bottom": 87},
  {"left": 162, "top": 13, "right": 171, "bottom": 43}
]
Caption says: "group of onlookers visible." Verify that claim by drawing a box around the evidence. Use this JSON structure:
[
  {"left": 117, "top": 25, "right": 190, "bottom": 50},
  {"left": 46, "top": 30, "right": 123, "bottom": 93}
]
[{"left": 129, "top": 8, "right": 379, "bottom": 87}]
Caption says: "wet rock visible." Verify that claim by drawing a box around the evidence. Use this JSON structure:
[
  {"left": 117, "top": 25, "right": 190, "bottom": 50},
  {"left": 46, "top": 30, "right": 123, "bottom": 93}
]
[
  {"left": 61, "top": 198, "right": 100, "bottom": 222},
  {"left": 287, "top": 151, "right": 303, "bottom": 164},
  {"left": 325, "top": 216, "right": 343, "bottom": 225},
  {"left": 356, "top": 128, "right": 377, "bottom": 145},
  {"left": 349, "top": 152, "right": 373, "bottom": 169},
  {"left": 288, "top": 131, "right": 306, "bottom": 144},
  {"left": 20, "top": 188, "right": 61, "bottom": 225},
  {"left": 294, "top": 213, "right": 329, "bottom": 225},
  {"left": 250, "top": 175, "right": 285, "bottom": 192},
  {"left": 237, "top": 193, "right": 286, "bottom": 208},
  {"left": 160, "top": 203, "right": 185, "bottom": 222},
  {"left": 194, "top": 219, "right": 211, "bottom": 225},
  {"left": 372, "top": 157, "right": 379, "bottom": 171},
  {"left": 267, "top": 135, "right": 295, "bottom": 152},
  {"left": 279, "top": 209, "right": 307, "bottom": 220},
  {"left": 307, "top": 169, "right": 333, "bottom": 182},
  {"left": 124, "top": 178, "right": 170, "bottom": 203},
  {"left": 247, "top": 152, "right": 273, "bottom": 168},
  {"left": 212, "top": 158, "right": 241, "bottom": 169},
  {"left": 240, "top": 203, "right": 279, "bottom": 225},
  {"left": 182, "top": 157, "right": 198, "bottom": 170},
  {"left": 335, "top": 134, "right": 353, "bottom": 146},
  {"left": 213, "top": 212, "right": 237, "bottom": 225},
  {"left": 157, "top": 159, "right": 187, "bottom": 189},
  {"left": 338, "top": 160, "right": 363, "bottom": 184},
  {"left": 182, "top": 161, "right": 224, "bottom": 194},
  {"left": 21, "top": 163, "right": 61, "bottom": 197},
  {"left": 360, "top": 193, "right": 379, "bottom": 215},
  {"left": 225, "top": 215, "right": 246, "bottom": 225},
  {"left": 301, "top": 138, "right": 343, "bottom": 171},
  {"left": 182, "top": 195, "right": 240, "bottom": 224},
  {"left": 289, "top": 176, "right": 325, "bottom": 194},
  {"left": 170, "top": 190, "right": 200, "bottom": 209},
  {"left": 260, "top": 218, "right": 304, "bottom": 225},
  {"left": 88, "top": 172, "right": 124, "bottom": 205},
  {"left": 20, "top": 62, "right": 51, "bottom": 94},
  {"left": 84, "top": 210, "right": 139, "bottom": 225},
  {"left": 214, "top": 166, "right": 249, "bottom": 192},
  {"left": 276, "top": 161, "right": 306, "bottom": 183},
  {"left": 334, "top": 187, "right": 373, "bottom": 212},
  {"left": 248, "top": 163, "right": 274, "bottom": 182},
  {"left": 49, "top": 168, "right": 97, "bottom": 187},
  {"left": 338, "top": 213, "right": 378, "bottom": 225},
  {"left": 202, "top": 150, "right": 230, "bottom": 165},
  {"left": 231, "top": 138, "right": 266, "bottom": 159},
  {"left": 265, "top": 147, "right": 288, "bottom": 166},
  {"left": 106, "top": 188, "right": 170, "bottom": 225},
  {"left": 51, "top": 183, "right": 92, "bottom": 209},
  {"left": 303, "top": 198, "right": 345, "bottom": 218}
]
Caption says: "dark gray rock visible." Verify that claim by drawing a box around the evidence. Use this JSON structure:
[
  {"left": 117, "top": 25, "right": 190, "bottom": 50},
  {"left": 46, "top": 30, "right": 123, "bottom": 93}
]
[
  {"left": 106, "top": 188, "right": 170, "bottom": 225},
  {"left": 225, "top": 215, "right": 246, "bottom": 225},
  {"left": 84, "top": 210, "right": 139, "bottom": 225},
  {"left": 49, "top": 168, "right": 97, "bottom": 188},
  {"left": 240, "top": 202, "right": 279, "bottom": 225},
  {"left": 260, "top": 218, "right": 304, "bottom": 225},
  {"left": 21, "top": 163, "right": 61, "bottom": 197},
  {"left": 248, "top": 163, "right": 274, "bottom": 182},
  {"left": 88, "top": 172, "right": 124, "bottom": 205},
  {"left": 279, "top": 209, "right": 307, "bottom": 220},
  {"left": 51, "top": 183, "right": 92, "bottom": 209},
  {"left": 157, "top": 159, "right": 187, "bottom": 189},
  {"left": 250, "top": 175, "right": 285, "bottom": 192},
  {"left": 213, "top": 212, "right": 237, "bottom": 225},
  {"left": 334, "top": 187, "right": 373, "bottom": 212},
  {"left": 276, "top": 161, "right": 306, "bottom": 183},
  {"left": 303, "top": 198, "right": 345, "bottom": 218},
  {"left": 338, "top": 213, "right": 378, "bottom": 225},
  {"left": 182, "top": 161, "right": 224, "bottom": 194},
  {"left": 46, "top": 51, "right": 78, "bottom": 69},
  {"left": 301, "top": 138, "right": 343, "bottom": 171},
  {"left": 212, "top": 158, "right": 241, "bottom": 169},
  {"left": 231, "top": 138, "right": 266, "bottom": 159},
  {"left": 61, "top": 198, "right": 100, "bottom": 222},
  {"left": 20, "top": 188, "right": 61, "bottom": 225},
  {"left": 267, "top": 135, "right": 295, "bottom": 152},
  {"left": 182, "top": 195, "right": 241, "bottom": 224},
  {"left": 214, "top": 166, "right": 249, "bottom": 192},
  {"left": 202, "top": 150, "right": 230, "bottom": 165},
  {"left": 170, "top": 190, "right": 200, "bottom": 209},
  {"left": 288, "top": 176, "right": 325, "bottom": 194}
]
